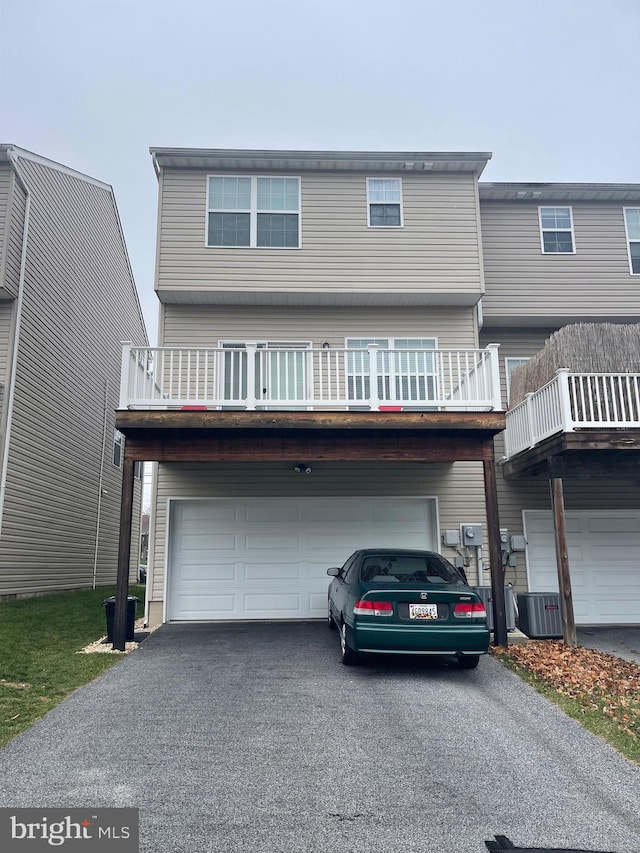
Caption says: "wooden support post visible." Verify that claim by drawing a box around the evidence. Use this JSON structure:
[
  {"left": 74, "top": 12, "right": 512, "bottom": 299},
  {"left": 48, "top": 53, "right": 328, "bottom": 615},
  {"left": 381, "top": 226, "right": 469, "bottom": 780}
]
[
  {"left": 549, "top": 473, "right": 577, "bottom": 648},
  {"left": 483, "top": 447, "right": 508, "bottom": 648},
  {"left": 113, "top": 454, "right": 135, "bottom": 651}
]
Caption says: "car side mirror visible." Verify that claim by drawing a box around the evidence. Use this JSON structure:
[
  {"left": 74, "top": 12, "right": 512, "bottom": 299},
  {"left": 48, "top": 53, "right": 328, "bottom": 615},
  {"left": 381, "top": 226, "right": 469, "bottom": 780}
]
[{"left": 327, "top": 567, "right": 340, "bottom": 577}]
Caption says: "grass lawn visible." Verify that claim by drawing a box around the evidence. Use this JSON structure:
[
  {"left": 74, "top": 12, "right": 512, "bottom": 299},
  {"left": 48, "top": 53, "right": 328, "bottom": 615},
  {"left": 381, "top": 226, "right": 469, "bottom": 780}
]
[
  {"left": 0, "top": 585, "right": 145, "bottom": 749},
  {"left": 492, "top": 641, "right": 640, "bottom": 765}
]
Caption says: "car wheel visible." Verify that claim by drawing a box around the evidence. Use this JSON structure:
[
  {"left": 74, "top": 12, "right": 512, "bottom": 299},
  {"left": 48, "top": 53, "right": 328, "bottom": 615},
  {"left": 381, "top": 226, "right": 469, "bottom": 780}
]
[
  {"left": 457, "top": 654, "right": 480, "bottom": 670},
  {"left": 328, "top": 600, "right": 337, "bottom": 630},
  {"left": 339, "top": 621, "right": 359, "bottom": 666}
]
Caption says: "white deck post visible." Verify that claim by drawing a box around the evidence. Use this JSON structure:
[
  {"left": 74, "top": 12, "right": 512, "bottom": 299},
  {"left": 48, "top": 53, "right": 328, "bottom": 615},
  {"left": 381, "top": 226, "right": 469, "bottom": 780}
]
[
  {"left": 367, "top": 344, "right": 380, "bottom": 409},
  {"left": 556, "top": 368, "right": 574, "bottom": 432},
  {"left": 525, "top": 392, "right": 537, "bottom": 448},
  {"left": 245, "top": 343, "right": 258, "bottom": 410},
  {"left": 119, "top": 341, "right": 132, "bottom": 409},
  {"left": 486, "top": 343, "right": 502, "bottom": 410}
]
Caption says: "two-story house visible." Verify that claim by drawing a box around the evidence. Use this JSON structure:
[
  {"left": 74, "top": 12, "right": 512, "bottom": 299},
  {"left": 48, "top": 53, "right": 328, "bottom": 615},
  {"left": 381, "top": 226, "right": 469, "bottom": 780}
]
[
  {"left": 116, "top": 148, "right": 640, "bottom": 638},
  {"left": 116, "top": 148, "right": 507, "bottom": 632},
  {"left": 0, "top": 145, "right": 147, "bottom": 598}
]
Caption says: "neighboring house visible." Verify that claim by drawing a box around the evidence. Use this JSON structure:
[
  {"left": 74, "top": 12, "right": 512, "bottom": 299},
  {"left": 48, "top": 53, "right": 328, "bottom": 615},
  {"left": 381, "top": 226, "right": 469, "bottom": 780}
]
[
  {"left": 116, "top": 148, "right": 640, "bottom": 630},
  {"left": 0, "top": 146, "right": 147, "bottom": 598},
  {"left": 479, "top": 184, "right": 640, "bottom": 628}
]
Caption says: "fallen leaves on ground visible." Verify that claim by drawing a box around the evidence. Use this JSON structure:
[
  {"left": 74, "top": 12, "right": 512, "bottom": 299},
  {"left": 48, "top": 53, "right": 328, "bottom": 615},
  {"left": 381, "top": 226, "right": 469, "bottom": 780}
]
[{"left": 491, "top": 642, "right": 640, "bottom": 739}]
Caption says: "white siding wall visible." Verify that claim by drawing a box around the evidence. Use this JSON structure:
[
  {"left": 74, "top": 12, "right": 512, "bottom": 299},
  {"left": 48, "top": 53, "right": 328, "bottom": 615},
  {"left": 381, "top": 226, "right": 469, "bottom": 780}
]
[
  {"left": 0, "top": 155, "right": 147, "bottom": 596},
  {"left": 161, "top": 304, "right": 478, "bottom": 349},
  {"left": 480, "top": 201, "right": 639, "bottom": 324},
  {"left": 157, "top": 170, "right": 484, "bottom": 303},
  {"left": 147, "top": 460, "right": 487, "bottom": 618}
]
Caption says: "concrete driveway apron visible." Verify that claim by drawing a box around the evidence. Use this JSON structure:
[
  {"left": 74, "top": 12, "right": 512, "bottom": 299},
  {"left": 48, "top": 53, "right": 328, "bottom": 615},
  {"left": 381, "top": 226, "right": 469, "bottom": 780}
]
[{"left": 0, "top": 622, "right": 638, "bottom": 853}]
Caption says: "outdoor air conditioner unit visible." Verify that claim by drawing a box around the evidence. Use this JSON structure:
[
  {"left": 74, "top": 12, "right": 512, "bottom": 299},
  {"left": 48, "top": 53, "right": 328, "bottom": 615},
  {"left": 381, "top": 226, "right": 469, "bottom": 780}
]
[
  {"left": 516, "top": 593, "right": 563, "bottom": 639},
  {"left": 473, "top": 587, "right": 516, "bottom": 632}
]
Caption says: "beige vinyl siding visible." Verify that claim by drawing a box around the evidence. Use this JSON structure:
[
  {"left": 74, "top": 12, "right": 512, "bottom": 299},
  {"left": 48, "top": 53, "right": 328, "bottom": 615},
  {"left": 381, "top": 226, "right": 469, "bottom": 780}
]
[
  {"left": 2, "top": 173, "right": 26, "bottom": 301},
  {"left": 480, "top": 327, "right": 640, "bottom": 593},
  {"left": 148, "top": 461, "right": 487, "bottom": 614},
  {"left": 0, "top": 300, "right": 15, "bottom": 418},
  {"left": 156, "top": 170, "right": 484, "bottom": 302},
  {"left": 480, "top": 201, "right": 640, "bottom": 324},
  {"left": 161, "top": 304, "right": 478, "bottom": 349},
  {"left": 0, "top": 165, "right": 10, "bottom": 289},
  {"left": 0, "top": 155, "right": 146, "bottom": 596}
]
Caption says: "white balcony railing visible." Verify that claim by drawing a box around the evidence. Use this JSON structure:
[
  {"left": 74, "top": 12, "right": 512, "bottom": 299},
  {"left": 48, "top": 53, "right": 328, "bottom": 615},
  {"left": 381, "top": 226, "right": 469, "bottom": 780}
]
[
  {"left": 504, "top": 368, "right": 640, "bottom": 458},
  {"left": 119, "top": 343, "right": 503, "bottom": 412}
]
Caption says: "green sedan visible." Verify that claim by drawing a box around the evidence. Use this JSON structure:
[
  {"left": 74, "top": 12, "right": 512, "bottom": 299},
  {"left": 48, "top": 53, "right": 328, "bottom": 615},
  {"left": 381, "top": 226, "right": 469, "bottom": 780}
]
[{"left": 327, "top": 548, "right": 490, "bottom": 668}]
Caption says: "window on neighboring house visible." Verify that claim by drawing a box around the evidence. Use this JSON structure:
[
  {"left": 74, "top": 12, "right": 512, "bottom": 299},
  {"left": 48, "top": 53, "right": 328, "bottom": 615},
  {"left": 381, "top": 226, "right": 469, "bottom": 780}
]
[
  {"left": 367, "top": 178, "right": 403, "bottom": 227},
  {"left": 207, "top": 176, "right": 300, "bottom": 248},
  {"left": 113, "top": 429, "right": 123, "bottom": 468},
  {"left": 539, "top": 206, "right": 575, "bottom": 253},
  {"left": 505, "top": 357, "right": 530, "bottom": 405},
  {"left": 624, "top": 208, "right": 640, "bottom": 274},
  {"left": 134, "top": 460, "right": 143, "bottom": 480}
]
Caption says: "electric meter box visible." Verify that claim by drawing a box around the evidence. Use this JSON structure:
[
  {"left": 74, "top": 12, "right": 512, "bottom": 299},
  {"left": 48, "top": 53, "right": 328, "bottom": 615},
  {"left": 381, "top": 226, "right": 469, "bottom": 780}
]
[{"left": 460, "top": 524, "right": 484, "bottom": 547}]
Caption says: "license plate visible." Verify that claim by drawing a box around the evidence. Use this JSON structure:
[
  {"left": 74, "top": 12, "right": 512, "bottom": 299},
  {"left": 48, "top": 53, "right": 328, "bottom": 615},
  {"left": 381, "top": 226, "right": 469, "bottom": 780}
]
[{"left": 409, "top": 603, "right": 438, "bottom": 620}]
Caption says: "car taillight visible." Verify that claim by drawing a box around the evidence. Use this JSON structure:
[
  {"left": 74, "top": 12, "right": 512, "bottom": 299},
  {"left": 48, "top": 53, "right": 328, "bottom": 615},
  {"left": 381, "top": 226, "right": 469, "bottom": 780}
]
[
  {"left": 454, "top": 602, "right": 487, "bottom": 619},
  {"left": 354, "top": 599, "right": 393, "bottom": 617}
]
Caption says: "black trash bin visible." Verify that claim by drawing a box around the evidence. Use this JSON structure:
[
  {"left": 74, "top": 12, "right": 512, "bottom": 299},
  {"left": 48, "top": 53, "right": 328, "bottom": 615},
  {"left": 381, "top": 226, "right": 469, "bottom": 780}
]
[{"left": 103, "top": 595, "right": 139, "bottom": 643}]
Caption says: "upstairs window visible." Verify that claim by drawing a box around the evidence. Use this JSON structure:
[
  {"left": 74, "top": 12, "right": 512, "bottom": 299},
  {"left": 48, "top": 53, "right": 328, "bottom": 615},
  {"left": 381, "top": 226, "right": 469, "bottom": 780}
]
[
  {"left": 539, "top": 206, "right": 575, "bottom": 253},
  {"left": 207, "top": 176, "right": 300, "bottom": 248},
  {"left": 113, "top": 429, "right": 123, "bottom": 468},
  {"left": 505, "top": 357, "right": 530, "bottom": 405},
  {"left": 624, "top": 208, "right": 640, "bottom": 274},
  {"left": 367, "top": 178, "right": 403, "bottom": 227}
]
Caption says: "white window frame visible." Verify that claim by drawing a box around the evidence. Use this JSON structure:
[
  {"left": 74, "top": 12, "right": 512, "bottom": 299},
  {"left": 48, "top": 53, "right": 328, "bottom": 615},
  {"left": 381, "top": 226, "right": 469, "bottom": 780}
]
[
  {"left": 206, "top": 176, "right": 301, "bottom": 249},
  {"left": 366, "top": 178, "right": 404, "bottom": 228},
  {"left": 113, "top": 429, "right": 123, "bottom": 469},
  {"left": 623, "top": 207, "right": 640, "bottom": 275},
  {"left": 538, "top": 206, "right": 575, "bottom": 254},
  {"left": 505, "top": 357, "right": 530, "bottom": 405}
]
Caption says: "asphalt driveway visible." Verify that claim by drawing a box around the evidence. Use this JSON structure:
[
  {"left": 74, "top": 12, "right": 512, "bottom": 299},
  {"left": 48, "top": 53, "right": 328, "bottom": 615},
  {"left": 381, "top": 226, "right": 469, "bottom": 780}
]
[{"left": 0, "top": 623, "right": 639, "bottom": 853}]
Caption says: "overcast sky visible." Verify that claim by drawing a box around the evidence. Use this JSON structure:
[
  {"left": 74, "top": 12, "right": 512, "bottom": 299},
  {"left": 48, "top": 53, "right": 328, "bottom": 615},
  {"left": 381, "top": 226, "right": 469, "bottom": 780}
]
[{"left": 1, "top": 0, "right": 639, "bottom": 345}]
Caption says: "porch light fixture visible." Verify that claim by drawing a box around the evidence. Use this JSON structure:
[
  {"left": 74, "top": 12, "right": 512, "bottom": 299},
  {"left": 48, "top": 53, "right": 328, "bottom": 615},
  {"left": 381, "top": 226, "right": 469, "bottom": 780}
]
[
  {"left": 322, "top": 341, "right": 330, "bottom": 349},
  {"left": 294, "top": 462, "right": 312, "bottom": 474}
]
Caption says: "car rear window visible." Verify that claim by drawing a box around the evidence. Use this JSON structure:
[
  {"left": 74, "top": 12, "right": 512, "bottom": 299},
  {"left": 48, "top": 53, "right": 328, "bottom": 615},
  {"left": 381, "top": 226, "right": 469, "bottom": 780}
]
[{"left": 360, "top": 554, "right": 465, "bottom": 585}]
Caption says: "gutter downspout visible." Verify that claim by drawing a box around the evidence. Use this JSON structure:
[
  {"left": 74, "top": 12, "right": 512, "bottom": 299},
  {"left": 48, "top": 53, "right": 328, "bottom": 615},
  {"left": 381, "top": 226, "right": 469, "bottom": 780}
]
[
  {"left": 0, "top": 151, "right": 31, "bottom": 539},
  {"left": 92, "top": 378, "right": 110, "bottom": 589}
]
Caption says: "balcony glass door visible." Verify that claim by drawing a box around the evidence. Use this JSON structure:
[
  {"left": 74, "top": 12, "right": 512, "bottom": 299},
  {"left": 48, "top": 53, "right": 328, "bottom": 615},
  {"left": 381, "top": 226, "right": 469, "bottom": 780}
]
[
  {"left": 221, "top": 342, "right": 310, "bottom": 408},
  {"left": 346, "top": 337, "right": 436, "bottom": 408}
]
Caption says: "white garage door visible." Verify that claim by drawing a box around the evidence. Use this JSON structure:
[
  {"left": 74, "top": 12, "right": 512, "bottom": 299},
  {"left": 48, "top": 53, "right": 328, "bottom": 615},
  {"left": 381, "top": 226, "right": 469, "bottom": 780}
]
[
  {"left": 168, "top": 497, "right": 436, "bottom": 621},
  {"left": 523, "top": 510, "right": 640, "bottom": 625}
]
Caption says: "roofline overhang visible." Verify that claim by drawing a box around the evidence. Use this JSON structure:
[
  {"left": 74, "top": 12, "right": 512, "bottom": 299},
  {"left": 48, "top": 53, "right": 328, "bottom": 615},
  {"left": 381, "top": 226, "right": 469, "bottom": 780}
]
[
  {"left": 149, "top": 147, "right": 492, "bottom": 178},
  {"left": 479, "top": 182, "right": 640, "bottom": 202}
]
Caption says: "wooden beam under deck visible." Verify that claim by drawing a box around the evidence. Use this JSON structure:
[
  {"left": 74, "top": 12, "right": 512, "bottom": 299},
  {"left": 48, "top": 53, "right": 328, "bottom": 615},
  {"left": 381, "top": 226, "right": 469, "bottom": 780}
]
[
  {"left": 116, "top": 410, "right": 505, "bottom": 464},
  {"left": 116, "top": 409, "right": 506, "bottom": 433},
  {"left": 121, "top": 428, "right": 501, "bottom": 463},
  {"left": 502, "top": 430, "right": 640, "bottom": 479}
]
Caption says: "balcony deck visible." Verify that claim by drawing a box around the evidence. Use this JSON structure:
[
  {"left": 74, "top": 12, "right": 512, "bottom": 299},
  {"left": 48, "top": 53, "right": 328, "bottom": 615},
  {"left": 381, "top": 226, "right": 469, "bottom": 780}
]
[
  {"left": 119, "top": 343, "right": 503, "bottom": 412},
  {"left": 503, "top": 369, "right": 640, "bottom": 477},
  {"left": 116, "top": 344, "right": 505, "bottom": 462}
]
